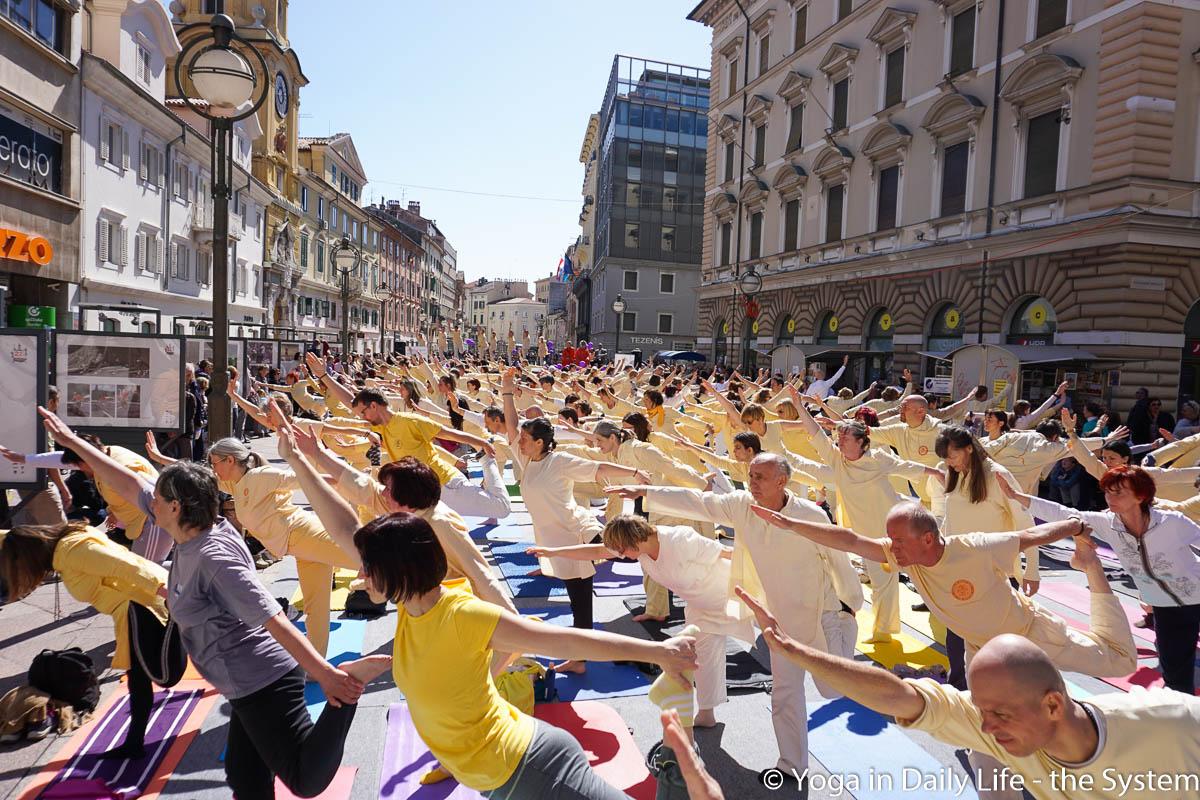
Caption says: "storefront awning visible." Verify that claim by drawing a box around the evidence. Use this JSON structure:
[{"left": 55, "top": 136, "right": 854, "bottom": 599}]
[{"left": 924, "top": 345, "right": 1101, "bottom": 365}]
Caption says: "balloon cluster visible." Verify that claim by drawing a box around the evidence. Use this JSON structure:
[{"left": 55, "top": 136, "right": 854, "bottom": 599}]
[{"left": 465, "top": 338, "right": 475, "bottom": 346}]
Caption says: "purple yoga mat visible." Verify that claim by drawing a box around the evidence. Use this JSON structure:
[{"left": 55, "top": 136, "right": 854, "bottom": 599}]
[
  {"left": 592, "top": 559, "right": 645, "bottom": 596},
  {"left": 1036, "top": 581, "right": 1154, "bottom": 643},
  {"left": 44, "top": 688, "right": 204, "bottom": 798},
  {"left": 378, "top": 703, "right": 484, "bottom": 800}
]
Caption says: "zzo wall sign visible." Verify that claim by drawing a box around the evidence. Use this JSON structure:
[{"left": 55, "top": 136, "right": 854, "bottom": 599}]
[{"left": 0, "top": 228, "right": 53, "bottom": 265}]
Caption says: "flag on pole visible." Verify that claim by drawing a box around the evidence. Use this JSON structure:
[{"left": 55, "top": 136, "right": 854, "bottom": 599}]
[{"left": 562, "top": 254, "right": 573, "bottom": 281}]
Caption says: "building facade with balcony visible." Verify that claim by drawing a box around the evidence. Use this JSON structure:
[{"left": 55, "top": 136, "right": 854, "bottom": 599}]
[
  {"left": 571, "top": 55, "right": 711, "bottom": 356},
  {"left": 169, "top": 0, "right": 309, "bottom": 336},
  {"left": 77, "top": 0, "right": 269, "bottom": 335},
  {"left": 689, "top": 0, "right": 1200, "bottom": 407},
  {"left": 485, "top": 297, "right": 546, "bottom": 346},
  {"left": 295, "top": 132, "right": 381, "bottom": 353}
]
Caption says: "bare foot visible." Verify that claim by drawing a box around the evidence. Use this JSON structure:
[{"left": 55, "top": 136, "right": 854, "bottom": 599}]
[
  {"left": 865, "top": 633, "right": 895, "bottom": 645},
  {"left": 339, "top": 654, "right": 392, "bottom": 684},
  {"left": 694, "top": 709, "right": 717, "bottom": 728},
  {"left": 526, "top": 567, "right": 543, "bottom": 577},
  {"left": 552, "top": 659, "right": 587, "bottom": 674},
  {"left": 633, "top": 613, "right": 669, "bottom": 623}
]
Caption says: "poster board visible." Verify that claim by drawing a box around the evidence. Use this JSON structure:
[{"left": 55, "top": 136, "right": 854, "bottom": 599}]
[
  {"left": 0, "top": 330, "right": 48, "bottom": 490},
  {"left": 769, "top": 344, "right": 806, "bottom": 378},
  {"left": 184, "top": 338, "right": 244, "bottom": 370},
  {"left": 277, "top": 341, "right": 306, "bottom": 371},
  {"left": 55, "top": 332, "right": 185, "bottom": 431},
  {"left": 951, "top": 344, "right": 1020, "bottom": 411},
  {"left": 243, "top": 339, "right": 280, "bottom": 373}
]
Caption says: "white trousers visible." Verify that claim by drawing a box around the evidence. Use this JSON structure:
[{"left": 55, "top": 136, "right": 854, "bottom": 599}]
[
  {"left": 441, "top": 457, "right": 512, "bottom": 519},
  {"left": 769, "top": 608, "right": 859, "bottom": 772},
  {"left": 694, "top": 631, "right": 728, "bottom": 711}
]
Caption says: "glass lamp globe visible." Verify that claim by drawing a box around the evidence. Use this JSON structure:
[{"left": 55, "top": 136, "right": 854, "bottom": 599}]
[
  {"left": 190, "top": 46, "right": 256, "bottom": 109},
  {"left": 738, "top": 269, "right": 762, "bottom": 296}
]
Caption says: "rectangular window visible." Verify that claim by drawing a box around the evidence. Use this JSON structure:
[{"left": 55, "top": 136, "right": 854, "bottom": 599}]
[
  {"left": 749, "top": 211, "right": 763, "bottom": 259},
  {"left": 884, "top": 47, "right": 904, "bottom": 108},
  {"left": 660, "top": 226, "right": 675, "bottom": 253},
  {"left": 720, "top": 221, "right": 732, "bottom": 266},
  {"left": 665, "top": 146, "right": 679, "bottom": 173},
  {"left": 316, "top": 240, "right": 325, "bottom": 273},
  {"left": 724, "top": 141, "right": 735, "bottom": 182},
  {"left": 621, "top": 312, "right": 636, "bottom": 333},
  {"left": 331, "top": 207, "right": 338, "bottom": 229},
  {"left": 784, "top": 198, "right": 800, "bottom": 251},
  {"left": 300, "top": 233, "right": 309, "bottom": 267},
  {"left": 941, "top": 140, "right": 969, "bottom": 215},
  {"left": 825, "top": 184, "right": 845, "bottom": 242},
  {"left": 753, "top": 124, "right": 767, "bottom": 166},
  {"left": 794, "top": 5, "right": 808, "bottom": 50},
  {"left": 658, "top": 313, "right": 674, "bottom": 335},
  {"left": 876, "top": 165, "right": 899, "bottom": 230},
  {"left": 305, "top": 297, "right": 314, "bottom": 316},
  {"left": 727, "top": 58, "right": 738, "bottom": 98},
  {"left": 300, "top": 186, "right": 308, "bottom": 211},
  {"left": 786, "top": 104, "right": 803, "bottom": 152},
  {"left": 758, "top": 33, "right": 770, "bottom": 76},
  {"left": 660, "top": 273, "right": 675, "bottom": 294},
  {"left": 623, "top": 270, "right": 639, "bottom": 291},
  {"left": 949, "top": 7, "right": 976, "bottom": 76},
  {"left": 317, "top": 197, "right": 324, "bottom": 220},
  {"left": 838, "top": 0, "right": 853, "bottom": 21},
  {"left": 663, "top": 187, "right": 677, "bottom": 212},
  {"left": 1035, "top": 0, "right": 1068, "bottom": 39},
  {"left": 1024, "top": 111, "right": 1061, "bottom": 198},
  {"left": 832, "top": 78, "right": 849, "bottom": 130},
  {"left": 136, "top": 44, "right": 151, "bottom": 85},
  {"left": 624, "top": 224, "right": 640, "bottom": 250}
]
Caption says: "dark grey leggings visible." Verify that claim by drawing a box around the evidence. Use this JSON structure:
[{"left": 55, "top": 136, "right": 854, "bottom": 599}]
[{"left": 484, "top": 722, "right": 627, "bottom": 800}]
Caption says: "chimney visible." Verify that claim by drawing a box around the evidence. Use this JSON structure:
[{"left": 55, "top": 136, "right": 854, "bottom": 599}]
[{"left": 408, "top": 201, "right": 421, "bottom": 216}]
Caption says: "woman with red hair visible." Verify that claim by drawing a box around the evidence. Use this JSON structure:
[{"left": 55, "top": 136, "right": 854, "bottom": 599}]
[{"left": 1004, "top": 465, "right": 1200, "bottom": 694}]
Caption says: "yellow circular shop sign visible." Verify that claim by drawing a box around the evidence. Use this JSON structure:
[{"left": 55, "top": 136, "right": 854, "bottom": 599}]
[
  {"left": 945, "top": 309, "right": 961, "bottom": 329},
  {"left": 752, "top": 320, "right": 760, "bottom": 335},
  {"left": 721, "top": 321, "right": 730, "bottom": 335},
  {"left": 786, "top": 318, "right": 797, "bottom": 334},
  {"left": 879, "top": 313, "right": 893, "bottom": 332},
  {"left": 1030, "top": 304, "right": 1048, "bottom": 326},
  {"left": 828, "top": 316, "right": 839, "bottom": 333}
]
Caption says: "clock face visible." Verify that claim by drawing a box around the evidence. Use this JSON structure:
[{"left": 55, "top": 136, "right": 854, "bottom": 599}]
[{"left": 274, "top": 72, "right": 289, "bottom": 117}]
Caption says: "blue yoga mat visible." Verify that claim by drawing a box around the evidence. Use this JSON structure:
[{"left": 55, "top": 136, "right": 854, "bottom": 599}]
[
  {"left": 807, "top": 695, "right": 979, "bottom": 800},
  {"left": 488, "top": 540, "right": 567, "bottom": 598},
  {"left": 522, "top": 606, "right": 650, "bottom": 700}
]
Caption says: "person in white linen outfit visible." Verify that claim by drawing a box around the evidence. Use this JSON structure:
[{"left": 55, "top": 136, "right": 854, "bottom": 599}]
[
  {"left": 500, "top": 367, "right": 649, "bottom": 675},
  {"left": 530, "top": 516, "right": 754, "bottom": 729},
  {"left": 607, "top": 453, "right": 862, "bottom": 774}
]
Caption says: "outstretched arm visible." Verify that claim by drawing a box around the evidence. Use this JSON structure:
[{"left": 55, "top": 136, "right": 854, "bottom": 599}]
[
  {"left": 144, "top": 431, "right": 179, "bottom": 467},
  {"left": 307, "top": 352, "right": 355, "bottom": 411},
  {"left": 736, "top": 587, "right": 926, "bottom": 720},
  {"left": 501, "top": 367, "right": 520, "bottom": 446},
  {"left": 38, "top": 408, "right": 154, "bottom": 503},
  {"left": 750, "top": 504, "right": 887, "bottom": 562}
]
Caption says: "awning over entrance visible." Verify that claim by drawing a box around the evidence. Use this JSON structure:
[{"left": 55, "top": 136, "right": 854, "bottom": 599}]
[{"left": 924, "top": 344, "right": 1100, "bottom": 365}]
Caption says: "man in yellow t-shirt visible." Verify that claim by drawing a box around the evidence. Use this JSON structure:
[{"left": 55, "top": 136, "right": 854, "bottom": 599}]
[
  {"left": 750, "top": 501, "right": 1136, "bottom": 678},
  {"left": 739, "top": 584, "right": 1200, "bottom": 800}
]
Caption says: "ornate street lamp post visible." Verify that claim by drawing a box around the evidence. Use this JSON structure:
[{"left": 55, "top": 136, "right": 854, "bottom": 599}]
[
  {"left": 611, "top": 294, "right": 627, "bottom": 360},
  {"left": 174, "top": 12, "right": 270, "bottom": 440},
  {"left": 330, "top": 236, "right": 361, "bottom": 359}
]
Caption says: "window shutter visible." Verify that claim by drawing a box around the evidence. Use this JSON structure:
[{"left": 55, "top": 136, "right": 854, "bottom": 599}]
[
  {"left": 139, "top": 143, "right": 148, "bottom": 181},
  {"left": 100, "top": 121, "right": 110, "bottom": 162},
  {"left": 121, "top": 129, "right": 130, "bottom": 170},
  {"left": 119, "top": 226, "right": 128, "bottom": 266},
  {"left": 156, "top": 151, "right": 165, "bottom": 188},
  {"left": 170, "top": 242, "right": 178, "bottom": 277},
  {"left": 98, "top": 218, "right": 110, "bottom": 263},
  {"left": 135, "top": 232, "right": 144, "bottom": 270},
  {"left": 136, "top": 52, "right": 144, "bottom": 83},
  {"left": 150, "top": 235, "right": 161, "bottom": 273}
]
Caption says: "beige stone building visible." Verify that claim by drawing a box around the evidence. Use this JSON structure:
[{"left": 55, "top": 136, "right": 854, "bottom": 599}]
[{"left": 688, "top": 0, "right": 1200, "bottom": 409}]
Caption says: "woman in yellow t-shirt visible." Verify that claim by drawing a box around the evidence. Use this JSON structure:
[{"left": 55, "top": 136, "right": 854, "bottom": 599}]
[
  {"left": 355, "top": 512, "right": 697, "bottom": 798},
  {"left": 1, "top": 521, "right": 167, "bottom": 757}
]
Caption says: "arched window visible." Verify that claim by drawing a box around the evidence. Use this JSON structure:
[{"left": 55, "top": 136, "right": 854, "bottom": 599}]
[
  {"left": 815, "top": 311, "right": 838, "bottom": 345},
  {"left": 777, "top": 315, "right": 796, "bottom": 345},
  {"left": 101, "top": 317, "right": 118, "bottom": 333},
  {"left": 141, "top": 321, "right": 156, "bottom": 334},
  {"left": 926, "top": 303, "right": 963, "bottom": 353},
  {"left": 866, "top": 308, "right": 895, "bottom": 352},
  {"left": 713, "top": 318, "right": 728, "bottom": 365},
  {"left": 1186, "top": 302, "right": 1200, "bottom": 339},
  {"left": 1007, "top": 296, "right": 1056, "bottom": 345}
]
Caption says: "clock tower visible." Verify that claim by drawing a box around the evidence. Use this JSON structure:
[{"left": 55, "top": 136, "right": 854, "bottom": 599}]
[{"left": 167, "top": 0, "right": 309, "bottom": 330}]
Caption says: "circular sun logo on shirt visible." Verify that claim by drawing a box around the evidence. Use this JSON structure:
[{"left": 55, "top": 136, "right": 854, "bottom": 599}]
[
  {"left": 918, "top": 445, "right": 929, "bottom": 456},
  {"left": 951, "top": 580, "right": 975, "bottom": 601}
]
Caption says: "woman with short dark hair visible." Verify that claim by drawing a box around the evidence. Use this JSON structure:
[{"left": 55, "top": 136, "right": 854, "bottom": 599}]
[
  {"left": 356, "top": 512, "right": 696, "bottom": 799},
  {"left": 34, "top": 407, "right": 388, "bottom": 798}
]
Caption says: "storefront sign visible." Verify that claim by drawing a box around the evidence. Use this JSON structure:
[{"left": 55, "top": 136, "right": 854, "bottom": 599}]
[
  {"left": 922, "top": 376, "right": 952, "bottom": 395},
  {"left": 0, "top": 102, "right": 64, "bottom": 195},
  {"left": 630, "top": 336, "right": 664, "bottom": 346},
  {"left": 0, "top": 228, "right": 53, "bottom": 265},
  {"left": 9, "top": 305, "right": 56, "bottom": 329}
]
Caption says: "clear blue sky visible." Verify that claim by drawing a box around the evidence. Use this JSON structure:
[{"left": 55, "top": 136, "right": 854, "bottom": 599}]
[{"left": 285, "top": 0, "right": 711, "bottom": 284}]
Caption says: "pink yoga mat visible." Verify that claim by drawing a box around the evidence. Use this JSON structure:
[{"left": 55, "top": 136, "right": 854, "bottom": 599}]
[
  {"left": 1037, "top": 582, "right": 1154, "bottom": 643},
  {"left": 276, "top": 767, "right": 357, "bottom": 800}
]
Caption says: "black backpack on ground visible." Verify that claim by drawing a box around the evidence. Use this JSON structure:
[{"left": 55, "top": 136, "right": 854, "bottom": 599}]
[{"left": 29, "top": 648, "right": 99, "bottom": 712}]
